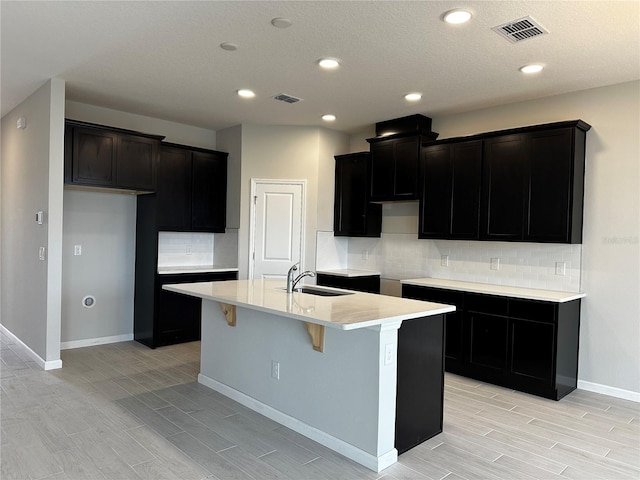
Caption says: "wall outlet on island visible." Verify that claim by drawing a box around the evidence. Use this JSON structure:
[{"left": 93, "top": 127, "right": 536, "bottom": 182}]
[{"left": 271, "top": 360, "right": 280, "bottom": 380}]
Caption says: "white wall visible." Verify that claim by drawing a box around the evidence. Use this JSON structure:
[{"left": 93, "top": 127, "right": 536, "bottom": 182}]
[
  {"left": 347, "top": 81, "right": 639, "bottom": 397},
  {"left": 61, "top": 102, "right": 218, "bottom": 346},
  {"left": 1, "top": 79, "right": 65, "bottom": 367}
]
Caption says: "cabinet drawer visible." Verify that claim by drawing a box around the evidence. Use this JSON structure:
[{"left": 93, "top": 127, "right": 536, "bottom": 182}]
[
  {"left": 466, "top": 293, "right": 508, "bottom": 315},
  {"left": 509, "top": 299, "right": 556, "bottom": 322}
]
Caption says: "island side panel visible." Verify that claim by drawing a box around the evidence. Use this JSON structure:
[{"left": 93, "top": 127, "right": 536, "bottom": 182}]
[{"left": 199, "top": 301, "right": 399, "bottom": 464}]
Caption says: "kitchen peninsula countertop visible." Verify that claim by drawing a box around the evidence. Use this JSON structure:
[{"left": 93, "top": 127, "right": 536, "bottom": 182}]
[
  {"left": 163, "top": 279, "right": 454, "bottom": 330},
  {"left": 157, "top": 265, "right": 239, "bottom": 275},
  {"left": 401, "top": 278, "right": 585, "bottom": 303}
]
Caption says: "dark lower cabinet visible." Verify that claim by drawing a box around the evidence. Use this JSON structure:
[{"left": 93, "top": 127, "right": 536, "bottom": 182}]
[
  {"left": 316, "top": 273, "right": 380, "bottom": 293},
  {"left": 402, "top": 284, "right": 581, "bottom": 400},
  {"left": 395, "top": 314, "right": 444, "bottom": 454},
  {"left": 135, "top": 270, "right": 237, "bottom": 349}
]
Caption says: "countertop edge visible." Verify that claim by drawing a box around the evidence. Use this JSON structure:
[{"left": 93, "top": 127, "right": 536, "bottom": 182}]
[
  {"left": 316, "top": 269, "right": 382, "bottom": 278},
  {"left": 158, "top": 267, "right": 239, "bottom": 275},
  {"left": 162, "top": 282, "right": 454, "bottom": 330},
  {"left": 400, "top": 278, "right": 585, "bottom": 303}
]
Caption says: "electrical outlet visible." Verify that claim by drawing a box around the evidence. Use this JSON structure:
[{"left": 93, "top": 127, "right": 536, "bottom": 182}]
[
  {"left": 186, "top": 244, "right": 192, "bottom": 255},
  {"left": 74, "top": 245, "right": 82, "bottom": 256},
  {"left": 555, "top": 262, "right": 566, "bottom": 276},
  {"left": 441, "top": 255, "right": 449, "bottom": 267},
  {"left": 490, "top": 257, "right": 500, "bottom": 270},
  {"left": 362, "top": 249, "right": 369, "bottom": 260},
  {"left": 384, "top": 343, "right": 394, "bottom": 365},
  {"left": 271, "top": 360, "right": 280, "bottom": 380},
  {"left": 39, "top": 246, "right": 46, "bottom": 261}
]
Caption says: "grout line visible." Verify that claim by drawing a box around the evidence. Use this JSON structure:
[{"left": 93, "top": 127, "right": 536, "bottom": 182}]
[
  {"left": 257, "top": 449, "right": 277, "bottom": 459},
  {"left": 492, "top": 453, "right": 504, "bottom": 463},
  {"left": 302, "top": 456, "right": 322, "bottom": 465}
]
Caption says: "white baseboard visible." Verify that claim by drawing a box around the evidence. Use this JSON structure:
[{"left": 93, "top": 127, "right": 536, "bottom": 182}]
[
  {"left": 198, "top": 373, "right": 397, "bottom": 472},
  {"left": 578, "top": 380, "right": 640, "bottom": 403},
  {"left": 60, "top": 333, "right": 134, "bottom": 350},
  {"left": 0, "top": 323, "right": 62, "bottom": 370}
]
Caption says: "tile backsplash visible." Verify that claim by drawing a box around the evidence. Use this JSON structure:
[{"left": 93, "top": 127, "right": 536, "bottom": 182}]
[
  {"left": 316, "top": 231, "right": 582, "bottom": 292},
  {"left": 158, "top": 229, "right": 238, "bottom": 268}
]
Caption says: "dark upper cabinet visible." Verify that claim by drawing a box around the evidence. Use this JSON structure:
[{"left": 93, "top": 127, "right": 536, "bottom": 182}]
[
  {"left": 368, "top": 134, "right": 422, "bottom": 201},
  {"left": 65, "top": 120, "right": 162, "bottom": 191},
  {"left": 157, "top": 143, "right": 227, "bottom": 233},
  {"left": 481, "top": 134, "right": 527, "bottom": 241},
  {"left": 192, "top": 151, "right": 227, "bottom": 232},
  {"left": 418, "top": 120, "right": 590, "bottom": 244},
  {"left": 525, "top": 127, "right": 586, "bottom": 243},
  {"left": 420, "top": 140, "right": 482, "bottom": 239},
  {"left": 333, "top": 152, "right": 382, "bottom": 237}
]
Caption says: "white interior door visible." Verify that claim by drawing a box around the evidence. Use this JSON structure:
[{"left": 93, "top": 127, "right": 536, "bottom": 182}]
[{"left": 250, "top": 180, "right": 305, "bottom": 280}]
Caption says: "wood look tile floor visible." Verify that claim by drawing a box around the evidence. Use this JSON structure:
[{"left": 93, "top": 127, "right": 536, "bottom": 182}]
[{"left": 1, "top": 334, "right": 638, "bottom": 480}]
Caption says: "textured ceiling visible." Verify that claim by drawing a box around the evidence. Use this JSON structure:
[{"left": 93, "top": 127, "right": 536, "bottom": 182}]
[{"left": 2, "top": 1, "right": 639, "bottom": 133}]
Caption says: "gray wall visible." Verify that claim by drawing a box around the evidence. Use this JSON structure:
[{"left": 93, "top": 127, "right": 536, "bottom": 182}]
[
  {"left": 350, "top": 81, "right": 640, "bottom": 397},
  {"left": 1, "top": 79, "right": 65, "bottom": 365},
  {"left": 61, "top": 102, "right": 218, "bottom": 345},
  {"left": 61, "top": 190, "right": 136, "bottom": 344}
]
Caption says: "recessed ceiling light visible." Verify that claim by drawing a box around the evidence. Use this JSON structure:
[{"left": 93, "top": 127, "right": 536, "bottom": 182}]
[
  {"left": 443, "top": 9, "right": 473, "bottom": 24},
  {"left": 271, "top": 17, "right": 292, "bottom": 28},
  {"left": 519, "top": 64, "right": 544, "bottom": 74},
  {"left": 220, "top": 42, "right": 238, "bottom": 51},
  {"left": 318, "top": 58, "right": 340, "bottom": 69},
  {"left": 322, "top": 114, "right": 336, "bottom": 122},
  {"left": 237, "top": 89, "right": 256, "bottom": 98},
  {"left": 404, "top": 93, "right": 422, "bottom": 101}
]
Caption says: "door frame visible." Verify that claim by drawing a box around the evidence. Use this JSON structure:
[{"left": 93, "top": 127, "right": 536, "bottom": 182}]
[{"left": 248, "top": 178, "right": 307, "bottom": 280}]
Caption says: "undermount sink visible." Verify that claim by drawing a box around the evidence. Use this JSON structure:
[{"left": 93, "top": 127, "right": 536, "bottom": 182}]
[
  {"left": 297, "top": 286, "right": 354, "bottom": 297},
  {"left": 279, "top": 286, "right": 354, "bottom": 297}
]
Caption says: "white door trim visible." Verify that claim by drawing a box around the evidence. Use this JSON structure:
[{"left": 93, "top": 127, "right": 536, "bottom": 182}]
[{"left": 249, "top": 179, "right": 307, "bottom": 280}]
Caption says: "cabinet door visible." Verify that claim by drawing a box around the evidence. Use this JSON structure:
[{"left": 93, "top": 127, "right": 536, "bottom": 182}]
[
  {"left": 394, "top": 136, "right": 420, "bottom": 198},
  {"left": 157, "top": 146, "right": 192, "bottom": 230},
  {"left": 117, "top": 134, "right": 158, "bottom": 190},
  {"left": 481, "top": 135, "right": 526, "bottom": 240},
  {"left": 525, "top": 128, "right": 574, "bottom": 242},
  {"left": 468, "top": 312, "right": 509, "bottom": 377},
  {"left": 420, "top": 140, "right": 481, "bottom": 239},
  {"left": 334, "top": 153, "right": 381, "bottom": 237},
  {"left": 334, "top": 154, "right": 367, "bottom": 236},
  {"left": 419, "top": 144, "right": 452, "bottom": 238},
  {"left": 156, "top": 290, "right": 201, "bottom": 347},
  {"left": 72, "top": 127, "right": 117, "bottom": 186},
  {"left": 370, "top": 141, "right": 395, "bottom": 200},
  {"left": 192, "top": 151, "right": 227, "bottom": 232},
  {"left": 316, "top": 274, "right": 380, "bottom": 293},
  {"left": 510, "top": 318, "right": 555, "bottom": 385},
  {"left": 450, "top": 141, "right": 482, "bottom": 239}
]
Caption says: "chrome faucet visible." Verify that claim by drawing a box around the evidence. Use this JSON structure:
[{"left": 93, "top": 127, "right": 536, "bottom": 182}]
[{"left": 286, "top": 262, "right": 316, "bottom": 293}]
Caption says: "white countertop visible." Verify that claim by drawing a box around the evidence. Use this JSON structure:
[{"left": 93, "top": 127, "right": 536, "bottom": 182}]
[
  {"left": 157, "top": 266, "right": 239, "bottom": 275},
  {"left": 400, "top": 278, "right": 585, "bottom": 303},
  {"left": 316, "top": 269, "right": 381, "bottom": 277},
  {"left": 163, "top": 279, "right": 454, "bottom": 330}
]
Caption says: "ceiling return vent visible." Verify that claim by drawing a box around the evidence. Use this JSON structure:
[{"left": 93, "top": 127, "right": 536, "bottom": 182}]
[
  {"left": 492, "top": 16, "right": 548, "bottom": 43},
  {"left": 273, "top": 93, "right": 303, "bottom": 104}
]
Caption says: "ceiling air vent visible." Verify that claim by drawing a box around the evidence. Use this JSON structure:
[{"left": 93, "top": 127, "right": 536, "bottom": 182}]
[
  {"left": 492, "top": 16, "right": 548, "bottom": 43},
  {"left": 273, "top": 93, "right": 303, "bottom": 104}
]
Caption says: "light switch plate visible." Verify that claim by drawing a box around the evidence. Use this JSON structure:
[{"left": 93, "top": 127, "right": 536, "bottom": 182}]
[
  {"left": 74, "top": 245, "right": 82, "bottom": 256},
  {"left": 441, "top": 255, "right": 449, "bottom": 267}
]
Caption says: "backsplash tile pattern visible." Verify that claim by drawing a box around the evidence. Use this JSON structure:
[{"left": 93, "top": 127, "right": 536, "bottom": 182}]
[
  {"left": 158, "top": 230, "right": 239, "bottom": 268},
  {"left": 317, "top": 232, "right": 582, "bottom": 292},
  {"left": 315, "top": 231, "right": 349, "bottom": 270}
]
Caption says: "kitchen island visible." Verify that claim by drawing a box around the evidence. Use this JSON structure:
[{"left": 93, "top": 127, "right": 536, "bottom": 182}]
[{"left": 163, "top": 279, "right": 454, "bottom": 471}]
